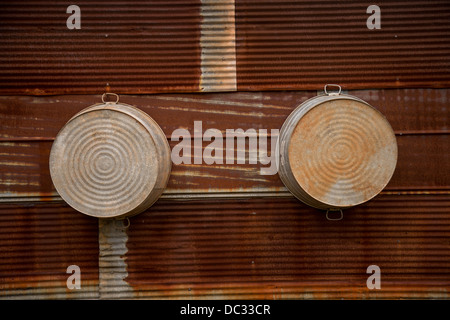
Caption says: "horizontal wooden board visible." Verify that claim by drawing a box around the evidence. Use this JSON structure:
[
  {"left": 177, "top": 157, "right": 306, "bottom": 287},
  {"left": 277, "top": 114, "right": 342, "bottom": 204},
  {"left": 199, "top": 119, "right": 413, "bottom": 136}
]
[
  {"left": 0, "top": 89, "right": 448, "bottom": 199},
  {"left": 1, "top": 89, "right": 448, "bottom": 139},
  {"left": 0, "top": 131, "right": 448, "bottom": 198}
]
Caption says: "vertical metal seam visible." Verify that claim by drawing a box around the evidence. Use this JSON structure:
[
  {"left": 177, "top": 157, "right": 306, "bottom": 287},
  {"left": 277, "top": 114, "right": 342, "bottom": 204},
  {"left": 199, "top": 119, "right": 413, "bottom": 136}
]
[
  {"left": 200, "top": 0, "right": 237, "bottom": 92},
  {"left": 98, "top": 219, "right": 134, "bottom": 299}
]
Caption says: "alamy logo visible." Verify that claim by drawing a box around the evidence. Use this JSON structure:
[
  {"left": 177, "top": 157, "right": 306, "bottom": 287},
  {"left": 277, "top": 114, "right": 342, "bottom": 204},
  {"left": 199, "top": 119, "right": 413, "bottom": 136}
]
[
  {"left": 66, "top": 5, "right": 81, "bottom": 30},
  {"left": 171, "top": 121, "right": 279, "bottom": 176},
  {"left": 366, "top": 5, "right": 381, "bottom": 30},
  {"left": 366, "top": 265, "right": 381, "bottom": 289},
  {"left": 66, "top": 265, "right": 81, "bottom": 290}
]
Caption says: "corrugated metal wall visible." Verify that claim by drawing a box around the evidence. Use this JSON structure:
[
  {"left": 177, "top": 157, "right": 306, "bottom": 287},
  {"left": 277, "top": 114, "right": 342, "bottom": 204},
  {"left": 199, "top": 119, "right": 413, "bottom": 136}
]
[
  {"left": 1, "top": 0, "right": 449, "bottom": 94},
  {"left": 1, "top": 0, "right": 449, "bottom": 299}
]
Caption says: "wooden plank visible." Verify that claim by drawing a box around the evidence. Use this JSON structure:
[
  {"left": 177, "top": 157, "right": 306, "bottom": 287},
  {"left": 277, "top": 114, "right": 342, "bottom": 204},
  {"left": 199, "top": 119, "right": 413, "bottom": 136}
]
[{"left": 0, "top": 89, "right": 448, "bottom": 199}]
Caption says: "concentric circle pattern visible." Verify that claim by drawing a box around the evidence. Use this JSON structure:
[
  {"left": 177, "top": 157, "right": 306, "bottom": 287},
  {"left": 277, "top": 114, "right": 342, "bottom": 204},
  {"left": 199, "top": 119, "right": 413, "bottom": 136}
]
[
  {"left": 286, "top": 98, "right": 397, "bottom": 208},
  {"left": 49, "top": 105, "right": 164, "bottom": 218}
]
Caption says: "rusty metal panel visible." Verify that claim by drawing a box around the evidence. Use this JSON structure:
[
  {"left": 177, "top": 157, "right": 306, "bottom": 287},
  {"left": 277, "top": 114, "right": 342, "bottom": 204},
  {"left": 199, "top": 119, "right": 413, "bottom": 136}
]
[
  {"left": 0, "top": 0, "right": 448, "bottom": 302},
  {"left": 2, "top": 195, "right": 448, "bottom": 299},
  {"left": 0, "top": 202, "right": 99, "bottom": 299},
  {"left": 235, "top": 0, "right": 450, "bottom": 90},
  {"left": 352, "top": 89, "right": 450, "bottom": 134},
  {"left": 200, "top": 0, "right": 237, "bottom": 92},
  {"left": 0, "top": 0, "right": 202, "bottom": 95},
  {"left": 98, "top": 219, "right": 134, "bottom": 299},
  {"left": 1, "top": 1, "right": 450, "bottom": 94},
  {"left": 386, "top": 134, "right": 450, "bottom": 191},
  {"left": 122, "top": 194, "right": 450, "bottom": 299}
]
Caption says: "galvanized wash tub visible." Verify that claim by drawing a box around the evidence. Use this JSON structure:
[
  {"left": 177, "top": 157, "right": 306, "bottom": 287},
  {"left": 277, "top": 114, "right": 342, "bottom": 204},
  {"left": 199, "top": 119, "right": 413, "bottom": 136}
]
[
  {"left": 49, "top": 94, "right": 171, "bottom": 219},
  {"left": 278, "top": 85, "right": 398, "bottom": 214}
]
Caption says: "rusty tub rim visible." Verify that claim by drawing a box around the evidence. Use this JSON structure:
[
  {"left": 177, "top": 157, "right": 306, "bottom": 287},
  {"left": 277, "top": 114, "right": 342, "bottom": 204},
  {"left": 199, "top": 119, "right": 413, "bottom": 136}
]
[
  {"left": 278, "top": 92, "right": 398, "bottom": 210},
  {"left": 49, "top": 99, "right": 172, "bottom": 219}
]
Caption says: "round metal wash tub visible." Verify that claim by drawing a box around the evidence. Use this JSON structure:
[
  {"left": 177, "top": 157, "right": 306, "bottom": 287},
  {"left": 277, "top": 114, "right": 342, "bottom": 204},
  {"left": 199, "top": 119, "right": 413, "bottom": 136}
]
[
  {"left": 49, "top": 94, "right": 171, "bottom": 219},
  {"left": 278, "top": 86, "right": 398, "bottom": 212}
]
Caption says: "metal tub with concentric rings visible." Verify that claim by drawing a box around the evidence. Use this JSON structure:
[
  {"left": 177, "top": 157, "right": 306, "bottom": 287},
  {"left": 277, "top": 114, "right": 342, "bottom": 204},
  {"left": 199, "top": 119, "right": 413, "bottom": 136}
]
[
  {"left": 49, "top": 94, "right": 171, "bottom": 219},
  {"left": 278, "top": 85, "right": 398, "bottom": 214}
]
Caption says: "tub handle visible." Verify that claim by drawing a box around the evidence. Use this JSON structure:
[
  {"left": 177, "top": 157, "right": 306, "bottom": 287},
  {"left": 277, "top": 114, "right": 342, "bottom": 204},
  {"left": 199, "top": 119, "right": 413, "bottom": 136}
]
[
  {"left": 114, "top": 217, "right": 130, "bottom": 230},
  {"left": 102, "top": 92, "right": 120, "bottom": 104},
  {"left": 324, "top": 84, "right": 342, "bottom": 96},
  {"left": 326, "top": 209, "right": 344, "bottom": 221}
]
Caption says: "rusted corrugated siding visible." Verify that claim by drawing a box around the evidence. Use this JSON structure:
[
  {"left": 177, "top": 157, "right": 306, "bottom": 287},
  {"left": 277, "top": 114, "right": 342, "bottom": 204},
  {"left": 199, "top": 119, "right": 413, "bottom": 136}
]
[
  {"left": 123, "top": 195, "right": 450, "bottom": 299},
  {"left": 1, "top": 89, "right": 448, "bottom": 299},
  {"left": 3, "top": 195, "right": 447, "bottom": 299},
  {"left": 235, "top": 0, "right": 450, "bottom": 90},
  {"left": 0, "top": 202, "right": 99, "bottom": 299},
  {"left": 0, "top": 1, "right": 449, "bottom": 300},
  {"left": 0, "top": 0, "right": 202, "bottom": 95},
  {"left": 1, "top": 1, "right": 450, "bottom": 95}
]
